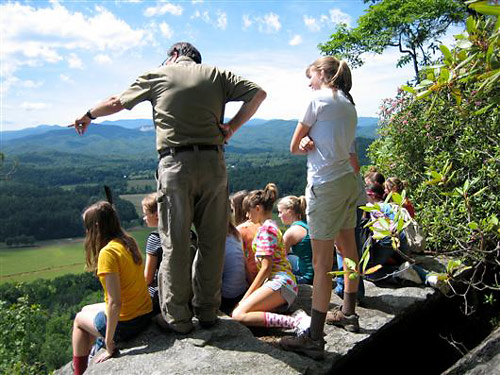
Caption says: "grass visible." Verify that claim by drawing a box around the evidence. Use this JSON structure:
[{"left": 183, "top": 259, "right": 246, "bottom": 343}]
[{"left": 0, "top": 227, "right": 152, "bottom": 284}]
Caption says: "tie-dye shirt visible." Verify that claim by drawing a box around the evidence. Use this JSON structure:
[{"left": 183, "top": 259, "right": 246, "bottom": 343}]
[{"left": 253, "top": 219, "right": 298, "bottom": 295}]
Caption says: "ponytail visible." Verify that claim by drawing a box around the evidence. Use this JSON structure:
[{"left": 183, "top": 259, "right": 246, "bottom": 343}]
[
  {"left": 246, "top": 183, "right": 278, "bottom": 212},
  {"left": 308, "top": 57, "right": 355, "bottom": 106}
]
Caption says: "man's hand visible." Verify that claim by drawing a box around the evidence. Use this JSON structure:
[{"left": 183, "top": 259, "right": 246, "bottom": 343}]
[
  {"left": 74, "top": 115, "right": 91, "bottom": 135},
  {"left": 299, "top": 135, "right": 315, "bottom": 152},
  {"left": 218, "top": 123, "right": 234, "bottom": 142}
]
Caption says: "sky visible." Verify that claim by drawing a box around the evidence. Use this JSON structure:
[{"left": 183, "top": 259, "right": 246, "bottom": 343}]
[{"left": 1, "top": 0, "right": 453, "bottom": 131}]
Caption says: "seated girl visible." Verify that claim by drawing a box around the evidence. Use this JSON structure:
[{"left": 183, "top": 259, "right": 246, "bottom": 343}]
[
  {"left": 232, "top": 184, "right": 309, "bottom": 332},
  {"left": 220, "top": 217, "right": 248, "bottom": 315},
  {"left": 363, "top": 184, "right": 411, "bottom": 282},
  {"left": 142, "top": 193, "right": 162, "bottom": 314},
  {"left": 72, "top": 201, "right": 152, "bottom": 375},
  {"left": 233, "top": 191, "right": 261, "bottom": 284},
  {"left": 277, "top": 195, "right": 314, "bottom": 285}
]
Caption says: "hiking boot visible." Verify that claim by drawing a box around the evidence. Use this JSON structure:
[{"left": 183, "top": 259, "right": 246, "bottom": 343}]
[
  {"left": 280, "top": 329, "right": 326, "bottom": 360},
  {"left": 198, "top": 317, "right": 219, "bottom": 329},
  {"left": 154, "top": 313, "right": 194, "bottom": 334},
  {"left": 326, "top": 307, "right": 360, "bottom": 333}
]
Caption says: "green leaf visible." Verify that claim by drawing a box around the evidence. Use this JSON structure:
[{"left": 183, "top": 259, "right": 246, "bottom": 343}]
[
  {"left": 471, "top": 186, "right": 488, "bottom": 197},
  {"left": 401, "top": 85, "right": 416, "bottom": 94},
  {"left": 466, "top": 16, "right": 477, "bottom": 34},
  {"left": 489, "top": 215, "right": 499, "bottom": 226},
  {"left": 468, "top": 221, "right": 479, "bottom": 230},
  {"left": 344, "top": 257, "right": 357, "bottom": 271},
  {"left": 439, "top": 44, "right": 453, "bottom": 61},
  {"left": 392, "top": 192, "right": 402, "bottom": 205},
  {"left": 360, "top": 246, "right": 371, "bottom": 273},
  {"left": 364, "top": 264, "right": 382, "bottom": 275},
  {"left": 456, "top": 39, "right": 473, "bottom": 49},
  {"left": 469, "top": 1, "right": 500, "bottom": 16},
  {"left": 416, "top": 89, "right": 432, "bottom": 100},
  {"left": 349, "top": 272, "right": 359, "bottom": 280}
]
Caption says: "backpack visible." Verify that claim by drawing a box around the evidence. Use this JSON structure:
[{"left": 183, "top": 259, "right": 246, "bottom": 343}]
[{"left": 404, "top": 218, "right": 426, "bottom": 254}]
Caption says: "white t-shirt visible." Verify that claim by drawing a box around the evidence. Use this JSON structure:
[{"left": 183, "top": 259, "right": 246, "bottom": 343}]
[{"left": 300, "top": 89, "right": 357, "bottom": 186}]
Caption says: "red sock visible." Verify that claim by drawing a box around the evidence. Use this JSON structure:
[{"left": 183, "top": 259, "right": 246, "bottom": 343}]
[{"left": 72, "top": 355, "right": 88, "bottom": 375}]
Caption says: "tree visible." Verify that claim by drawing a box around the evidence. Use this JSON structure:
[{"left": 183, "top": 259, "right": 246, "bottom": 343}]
[
  {"left": 319, "top": 0, "right": 467, "bottom": 81},
  {"left": 368, "top": 12, "right": 499, "bottom": 304}
]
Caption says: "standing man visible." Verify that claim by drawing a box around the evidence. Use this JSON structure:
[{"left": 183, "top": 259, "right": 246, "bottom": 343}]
[{"left": 74, "top": 42, "right": 266, "bottom": 334}]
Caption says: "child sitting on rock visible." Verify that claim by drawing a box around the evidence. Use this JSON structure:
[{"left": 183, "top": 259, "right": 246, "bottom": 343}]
[
  {"left": 231, "top": 183, "right": 309, "bottom": 333},
  {"left": 142, "top": 193, "right": 162, "bottom": 314}
]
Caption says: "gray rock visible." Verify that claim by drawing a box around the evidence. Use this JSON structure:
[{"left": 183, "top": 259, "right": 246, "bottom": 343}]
[
  {"left": 442, "top": 326, "right": 500, "bottom": 375},
  {"left": 55, "top": 281, "right": 434, "bottom": 375}
]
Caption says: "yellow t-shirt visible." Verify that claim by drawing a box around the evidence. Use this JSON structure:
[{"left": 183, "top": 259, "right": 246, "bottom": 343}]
[{"left": 97, "top": 239, "right": 152, "bottom": 321}]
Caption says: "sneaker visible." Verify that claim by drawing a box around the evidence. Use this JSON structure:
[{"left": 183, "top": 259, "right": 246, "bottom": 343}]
[
  {"left": 291, "top": 309, "right": 311, "bottom": 336},
  {"left": 153, "top": 313, "right": 194, "bottom": 334},
  {"left": 280, "top": 329, "right": 326, "bottom": 360},
  {"left": 396, "top": 262, "right": 423, "bottom": 285},
  {"left": 326, "top": 307, "right": 360, "bottom": 333}
]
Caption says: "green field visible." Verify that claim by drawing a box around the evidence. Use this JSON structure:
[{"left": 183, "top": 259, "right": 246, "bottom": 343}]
[
  {"left": 0, "top": 227, "right": 152, "bottom": 284},
  {"left": 120, "top": 193, "right": 148, "bottom": 217}
]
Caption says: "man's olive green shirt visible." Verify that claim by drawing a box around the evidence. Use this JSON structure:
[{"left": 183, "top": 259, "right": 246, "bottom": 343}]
[{"left": 119, "top": 56, "right": 261, "bottom": 152}]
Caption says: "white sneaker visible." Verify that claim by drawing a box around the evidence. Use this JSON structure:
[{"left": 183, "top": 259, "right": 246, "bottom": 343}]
[
  {"left": 396, "top": 262, "right": 423, "bottom": 285},
  {"left": 292, "top": 309, "right": 311, "bottom": 336},
  {"left": 426, "top": 275, "right": 451, "bottom": 294}
]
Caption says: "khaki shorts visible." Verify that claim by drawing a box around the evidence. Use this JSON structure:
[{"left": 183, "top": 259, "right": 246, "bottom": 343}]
[{"left": 306, "top": 173, "right": 358, "bottom": 240}]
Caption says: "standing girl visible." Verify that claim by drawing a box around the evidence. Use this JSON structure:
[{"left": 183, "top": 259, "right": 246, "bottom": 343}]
[
  {"left": 72, "top": 201, "right": 152, "bottom": 374},
  {"left": 281, "top": 57, "right": 360, "bottom": 359},
  {"left": 277, "top": 195, "right": 314, "bottom": 285},
  {"left": 231, "top": 184, "right": 309, "bottom": 333}
]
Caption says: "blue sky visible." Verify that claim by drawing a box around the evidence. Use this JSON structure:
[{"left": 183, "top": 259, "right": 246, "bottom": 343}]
[{"left": 1, "top": 0, "right": 446, "bottom": 131}]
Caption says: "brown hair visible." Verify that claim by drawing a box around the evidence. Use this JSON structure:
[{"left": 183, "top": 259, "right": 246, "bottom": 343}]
[
  {"left": 366, "top": 183, "right": 385, "bottom": 202},
  {"left": 230, "top": 190, "right": 248, "bottom": 226},
  {"left": 385, "top": 177, "right": 407, "bottom": 193},
  {"left": 83, "top": 201, "right": 142, "bottom": 273},
  {"left": 141, "top": 192, "right": 158, "bottom": 214},
  {"left": 307, "top": 56, "right": 355, "bottom": 105},
  {"left": 245, "top": 183, "right": 278, "bottom": 213},
  {"left": 277, "top": 195, "right": 307, "bottom": 222},
  {"left": 365, "top": 169, "right": 386, "bottom": 186}
]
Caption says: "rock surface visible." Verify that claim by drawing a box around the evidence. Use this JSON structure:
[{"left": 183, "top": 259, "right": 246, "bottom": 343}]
[
  {"left": 56, "top": 281, "right": 434, "bottom": 375},
  {"left": 442, "top": 325, "right": 500, "bottom": 375}
]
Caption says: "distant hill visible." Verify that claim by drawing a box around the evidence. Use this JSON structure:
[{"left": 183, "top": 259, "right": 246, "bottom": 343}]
[
  {"left": 3, "top": 117, "right": 378, "bottom": 157},
  {"left": 1, "top": 125, "right": 65, "bottom": 141}
]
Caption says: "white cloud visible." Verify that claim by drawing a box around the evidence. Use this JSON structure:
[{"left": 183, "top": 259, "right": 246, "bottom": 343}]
[
  {"left": 304, "top": 8, "right": 351, "bottom": 32},
  {"left": 159, "top": 22, "right": 174, "bottom": 39},
  {"left": 94, "top": 54, "right": 112, "bottom": 64},
  {"left": 67, "top": 53, "right": 84, "bottom": 69},
  {"left": 191, "top": 10, "right": 226, "bottom": 30},
  {"left": 144, "top": 2, "right": 183, "bottom": 17},
  {"left": 242, "top": 14, "right": 252, "bottom": 30},
  {"left": 289, "top": 35, "right": 303, "bottom": 46},
  {"left": 328, "top": 9, "right": 351, "bottom": 26},
  {"left": 0, "top": 2, "right": 147, "bottom": 93},
  {"left": 243, "top": 13, "right": 281, "bottom": 33},
  {"left": 216, "top": 11, "right": 227, "bottom": 30},
  {"left": 60, "top": 74, "right": 74, "bottom": 83},
  {"left": 20, "top": 102, "right": 50, "bottom": 111},
  {"left": 259, "top": 13, "right": 281, "bottom": 33},
  {"left": 192, "top": 0, "right": 204, "bottom": 4},
  {"left": 21, "top": 80, "right": 44, "bottom": 88},
  {"left": 304, "top": 16, "right": 321, "bottom": 32},
  {"left": 192, "top": 10, "right": 210, "bottom": 23}
]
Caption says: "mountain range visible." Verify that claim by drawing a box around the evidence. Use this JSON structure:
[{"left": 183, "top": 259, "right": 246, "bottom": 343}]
[{"left": 2, "top": 117, "right": 379, "bottom": 157}]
